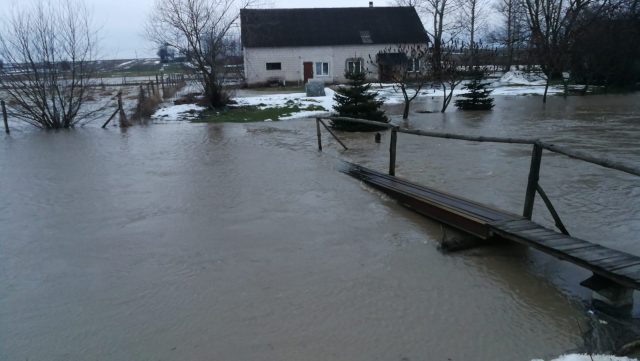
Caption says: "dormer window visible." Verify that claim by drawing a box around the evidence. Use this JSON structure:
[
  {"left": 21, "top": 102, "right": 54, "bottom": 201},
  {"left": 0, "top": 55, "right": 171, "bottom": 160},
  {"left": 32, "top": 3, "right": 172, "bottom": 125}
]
[{"left": 360, "top": 31, "right": 372, "bottom": 44}]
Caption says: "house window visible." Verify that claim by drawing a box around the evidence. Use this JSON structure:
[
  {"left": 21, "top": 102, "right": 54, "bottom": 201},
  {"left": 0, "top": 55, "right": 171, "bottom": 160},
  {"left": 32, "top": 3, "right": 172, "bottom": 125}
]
[
  {"left": 407, "top": 58, "right": 420, "bottom": 72},
  {"left": 315, "top": 62, "right": 329, "bottom": 76},
  {"left": 346, "top": 58, "right": 363, "bottom": 74},
  {"left": 266, "top": 62, "right": 281, "bottom": 70}
]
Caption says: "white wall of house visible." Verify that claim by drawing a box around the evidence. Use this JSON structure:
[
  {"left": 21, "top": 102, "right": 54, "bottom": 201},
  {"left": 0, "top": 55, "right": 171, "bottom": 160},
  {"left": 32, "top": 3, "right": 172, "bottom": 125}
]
[{"left": 243, "top": 44, "right": 421, "bottom": 86}]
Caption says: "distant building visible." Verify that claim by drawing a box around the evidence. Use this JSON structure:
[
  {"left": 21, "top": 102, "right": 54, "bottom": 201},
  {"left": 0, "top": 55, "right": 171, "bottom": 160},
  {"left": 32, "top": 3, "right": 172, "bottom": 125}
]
[{"left": 240, "top": 5, "right": 428, "bottom": 86}]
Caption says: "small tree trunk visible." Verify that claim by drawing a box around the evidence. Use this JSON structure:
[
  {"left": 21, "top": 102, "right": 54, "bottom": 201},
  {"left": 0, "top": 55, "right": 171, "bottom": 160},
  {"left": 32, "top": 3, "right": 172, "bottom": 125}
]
[
  {"left": 403, "top": 102, "right": 410, "bottom": 119},
  {"left": 543, "top": 80, "right": 550, "bottom": 103},
  {"left": 441, "top": 84, "right": 455, "bottom": 113},
  {"left": 1, "top": 100, "right": 9, "bottom": 134}
]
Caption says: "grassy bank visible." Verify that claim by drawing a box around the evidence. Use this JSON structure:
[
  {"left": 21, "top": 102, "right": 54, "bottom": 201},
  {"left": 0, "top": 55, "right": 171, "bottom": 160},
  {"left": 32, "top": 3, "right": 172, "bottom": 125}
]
[{"left": 194, "top": 104, "right": 326, "bottom": 123}]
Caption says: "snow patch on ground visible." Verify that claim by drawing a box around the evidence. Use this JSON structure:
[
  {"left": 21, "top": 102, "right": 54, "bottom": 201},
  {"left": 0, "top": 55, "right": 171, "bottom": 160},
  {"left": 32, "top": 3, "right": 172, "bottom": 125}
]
[
  {"left": 370, "top": 75, "right": 563, "bottom": 99},
  {"left": 87, "top": 69, "right": 570, "bottom": 125},
  {"left": 115, "top": 60, "right": 136, "bottom": 69},
  {"left": 232, "top": 88, "right": 335, "bottom": 120},
  {"left": 534, "top": 354, "right": 638, "bottom": 361},
  {"left": 497, "top": 70, "right": 547, "bottom": 86},
  {"left": 175, "top": 81, "right": 203, "bottom": 98},
  {"left": 227, "top": 71, "right": 568, "bottom": 118},
  {"left": 152, "top": 103, "right": 205, "bottom": 121},
  {"left": 371, "top": 83, "right": 474, "bottom": 103},
  {"left": 490, "top": 71, "right": 564, "bottom": 95},
  {"left": 491, "top": 85, "right": 563, "bottom": 96}
]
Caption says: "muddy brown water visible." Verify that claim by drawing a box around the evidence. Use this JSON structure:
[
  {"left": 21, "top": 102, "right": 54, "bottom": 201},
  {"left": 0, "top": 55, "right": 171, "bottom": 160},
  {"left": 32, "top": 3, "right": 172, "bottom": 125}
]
[{"left": 1, "top": 94, "right": 639, "bottom": 361}]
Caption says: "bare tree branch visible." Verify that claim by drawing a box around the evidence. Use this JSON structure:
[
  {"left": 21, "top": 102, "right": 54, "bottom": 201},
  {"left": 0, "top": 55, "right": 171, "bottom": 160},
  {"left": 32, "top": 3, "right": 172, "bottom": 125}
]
[
  {"left": 0, "top": 0, "right": 98, "bottom": 129},
  {"left": 146, "top": 0, "right": 257, "bottom": 108}
]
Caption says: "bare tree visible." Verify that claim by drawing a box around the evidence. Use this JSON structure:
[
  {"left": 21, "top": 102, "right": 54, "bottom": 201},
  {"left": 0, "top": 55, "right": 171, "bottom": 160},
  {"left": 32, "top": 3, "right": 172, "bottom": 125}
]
[
  {"left": 491, "top": 0, "right": 530, "bottom": 70},
  {"left": 157, "top": 43, "right": 176, "bottom": 63},
  {"left": 522, "top": 0, "right": 613, "bottom": 101},
  {"left": 571, "top": 0, "right": 640, "bottom": 90},
  {"left": 456, "top": 0, "right": 491, "bottom": 68},
  {"left": 0, "top": 0, "right": 98, "bottom": 129},
  {"left": 370, "top": 44, "right": 431, "bottom": 119},
  {"left": 392, "top": 0, "right": 459, "bottom": 78},
  {"left": 437, "top": 41, "right": 467, "bottom": 112},
  {"left": 146, "top": 0, "right": 254, "bottom": 108}
]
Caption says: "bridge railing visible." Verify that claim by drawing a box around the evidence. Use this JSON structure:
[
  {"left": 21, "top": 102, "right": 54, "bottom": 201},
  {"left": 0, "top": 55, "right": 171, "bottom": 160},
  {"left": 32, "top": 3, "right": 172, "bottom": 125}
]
[{"left": 315, "top": 116, "right": 640, "bottom": 235}]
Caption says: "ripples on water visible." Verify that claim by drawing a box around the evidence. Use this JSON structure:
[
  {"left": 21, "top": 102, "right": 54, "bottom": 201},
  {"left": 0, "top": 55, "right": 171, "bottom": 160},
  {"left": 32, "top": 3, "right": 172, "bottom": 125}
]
[{"left": 1, "top": 95, "right": 639, "bottom": 361}]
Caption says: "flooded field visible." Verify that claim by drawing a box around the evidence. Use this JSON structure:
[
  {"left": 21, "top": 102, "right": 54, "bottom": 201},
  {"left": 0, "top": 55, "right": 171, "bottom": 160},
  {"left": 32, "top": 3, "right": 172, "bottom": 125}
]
[{"left": 1, "top": 94, "right": 639, "bottom": 360}]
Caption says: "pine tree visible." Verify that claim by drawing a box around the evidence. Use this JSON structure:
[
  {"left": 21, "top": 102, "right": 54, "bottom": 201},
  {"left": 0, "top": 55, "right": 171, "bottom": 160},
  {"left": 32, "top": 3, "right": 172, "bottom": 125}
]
[
  {"left": 331, "top": 71, "right": 388, "bottom": 131},
  {"left": 454, "top": 78, "right": 495, "bottom": 110}
]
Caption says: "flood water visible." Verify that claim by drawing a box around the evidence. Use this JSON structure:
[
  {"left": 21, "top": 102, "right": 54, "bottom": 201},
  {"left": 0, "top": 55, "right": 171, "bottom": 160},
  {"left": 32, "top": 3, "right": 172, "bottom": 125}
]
[{"left": 1, "top": 94, "right": 640, "bottom": 361}]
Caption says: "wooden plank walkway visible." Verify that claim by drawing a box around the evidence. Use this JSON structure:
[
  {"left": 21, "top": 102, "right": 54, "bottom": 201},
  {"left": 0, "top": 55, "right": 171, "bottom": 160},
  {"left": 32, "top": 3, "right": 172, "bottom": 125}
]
[
  {"left": 341, "top": 162, "right": 514, "bottom": 239},
  {"left": 341, "top": 162, "right": 640, "bottom": 290}
]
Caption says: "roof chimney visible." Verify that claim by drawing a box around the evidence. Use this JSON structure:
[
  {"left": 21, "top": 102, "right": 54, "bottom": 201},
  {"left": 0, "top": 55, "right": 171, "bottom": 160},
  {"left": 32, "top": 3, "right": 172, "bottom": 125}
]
[{"left": 369, "top": 1, "right": 373, "bottom": 7}]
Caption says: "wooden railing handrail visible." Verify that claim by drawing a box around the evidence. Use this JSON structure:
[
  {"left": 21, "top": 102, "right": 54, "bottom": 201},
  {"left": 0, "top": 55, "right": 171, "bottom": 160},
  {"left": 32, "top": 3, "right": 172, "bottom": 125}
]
[
  {"left": 397, "top": 128, "right": 536, "bottom": 145},
  {"left": 318, "top": 116, "right": 640, "bottom": 178},
  {"left": 538, "top": 142, "right": 640, "bottom": 177},
  {"left": 324, "top": 116, "right": 397, "bottom": 129}
]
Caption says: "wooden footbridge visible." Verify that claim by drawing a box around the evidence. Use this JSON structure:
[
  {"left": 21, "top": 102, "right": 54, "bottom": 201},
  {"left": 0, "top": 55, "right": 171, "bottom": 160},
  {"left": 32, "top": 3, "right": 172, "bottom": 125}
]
[{"left": 315, "top": 116, "right": 640, "bottom": 307}]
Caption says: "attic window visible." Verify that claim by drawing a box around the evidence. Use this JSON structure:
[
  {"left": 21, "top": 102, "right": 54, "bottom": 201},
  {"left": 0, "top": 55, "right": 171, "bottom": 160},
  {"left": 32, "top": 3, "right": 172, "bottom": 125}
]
[{"left": 360, "top": 31, "right": 372, "bottom": 44}]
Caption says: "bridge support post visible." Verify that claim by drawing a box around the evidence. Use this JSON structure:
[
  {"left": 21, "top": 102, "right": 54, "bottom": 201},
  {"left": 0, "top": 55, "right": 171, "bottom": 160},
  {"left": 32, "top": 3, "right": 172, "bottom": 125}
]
[
  {"left": 438, "top": 225, "right": 485, "bottom": 252},
  {"left": 593, "top": 287, "right": 634, "bottom": 318},
  {"left": 581, "top": 274, "right": 634, "bottom": 317},
  {"left": 523, "top": 142, "right": 543, "bottom": 219}
]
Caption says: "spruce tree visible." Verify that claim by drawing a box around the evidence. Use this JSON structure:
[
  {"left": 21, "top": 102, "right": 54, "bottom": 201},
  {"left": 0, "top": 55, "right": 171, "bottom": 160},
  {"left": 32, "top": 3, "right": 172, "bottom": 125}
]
[
  {"left": 454, "top": 78, "right": 495, "bottom": 111},
  {"left": 331, "top": 71, "right": 388, "bottom": 131}
]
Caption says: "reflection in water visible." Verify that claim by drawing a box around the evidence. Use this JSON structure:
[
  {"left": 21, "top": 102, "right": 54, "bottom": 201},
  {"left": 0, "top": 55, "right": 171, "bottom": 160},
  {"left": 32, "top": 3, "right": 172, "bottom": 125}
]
[{"left": 1, "top": 95, "right": 639, "bottom": 361}]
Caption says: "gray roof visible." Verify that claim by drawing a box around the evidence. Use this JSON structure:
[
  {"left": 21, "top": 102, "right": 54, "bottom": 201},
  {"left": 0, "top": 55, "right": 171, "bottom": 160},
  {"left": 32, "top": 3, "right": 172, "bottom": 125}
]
[{"left": 240, "top": 7, "right": 428, "bottom": 48}]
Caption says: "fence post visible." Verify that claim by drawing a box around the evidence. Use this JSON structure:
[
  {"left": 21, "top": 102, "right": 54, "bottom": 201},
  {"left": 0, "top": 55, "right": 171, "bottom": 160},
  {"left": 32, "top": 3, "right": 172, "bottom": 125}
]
[
  {"left": 523, "top": 142, "right": 543, "bottom": 219},
  {"left": 389, "top": 127, "right": 397, "bottom": 176},
  {"left": 117, "top": 91, "right": 128, "bottom": 127},
  {"left": 316, "top": 118, "right": 322, "bottom": 151},
  {"left": 1, "top": 100, "right": 9, "bottom": 134}
]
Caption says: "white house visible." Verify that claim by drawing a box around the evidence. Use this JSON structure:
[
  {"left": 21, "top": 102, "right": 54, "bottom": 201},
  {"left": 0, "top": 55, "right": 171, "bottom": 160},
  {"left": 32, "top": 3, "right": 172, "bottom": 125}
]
[{"left": 240, "top": 5, "right": 428, "bottom": 87}]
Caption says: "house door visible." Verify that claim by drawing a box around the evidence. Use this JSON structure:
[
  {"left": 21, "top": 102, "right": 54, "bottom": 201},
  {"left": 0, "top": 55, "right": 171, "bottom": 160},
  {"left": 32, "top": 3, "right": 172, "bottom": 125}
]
[
  {"left": 303, "top": 62, "right": 314, "bottom": 83},
  {"left": 379, "top": 64, "right": 392, "bottom": 82}
]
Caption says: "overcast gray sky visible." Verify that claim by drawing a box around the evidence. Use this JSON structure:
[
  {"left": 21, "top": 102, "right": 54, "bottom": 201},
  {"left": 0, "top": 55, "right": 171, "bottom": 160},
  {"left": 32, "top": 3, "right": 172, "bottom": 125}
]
[{"left": 89, "top": 0, "right": 389, "bottom": 59}]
